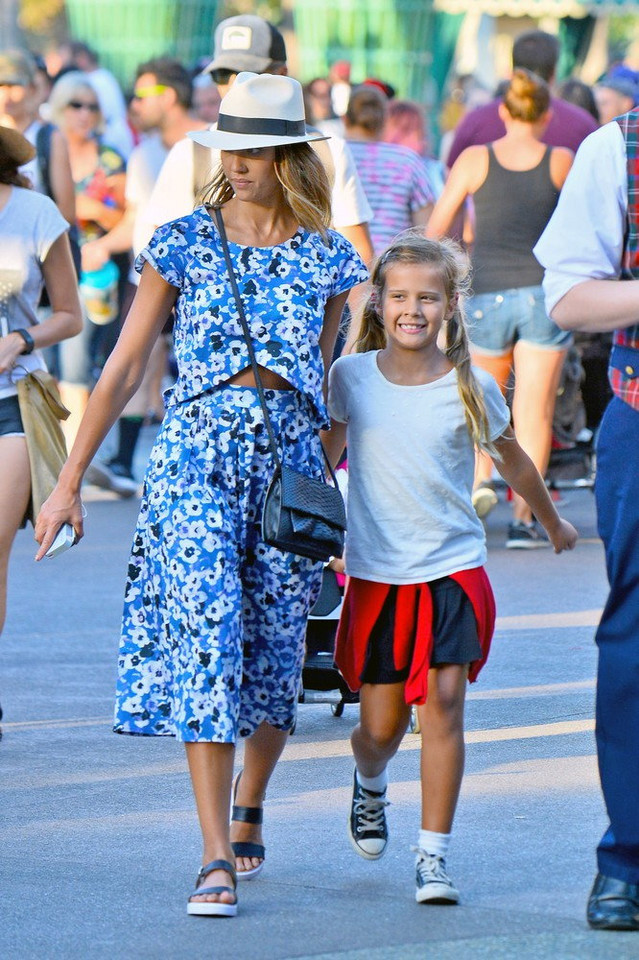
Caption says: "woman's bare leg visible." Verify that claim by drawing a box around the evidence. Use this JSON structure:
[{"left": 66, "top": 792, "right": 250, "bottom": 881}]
[
  {"left": 185, "top": 741, "right": 236, "bottom": 904},
  {"left": 417, "top": 664, "right": 468, "bottom": 832},
  {"left": 511, "top": 342, "right": 567, "bottom": 524},
  {"left": 470, "top": 351, "right": 512, "bottom": 488},
  {"left": 0, "top": 437, "right": 31, "bottom": 634},
  {"left": 231, "top": 721, "right": 289, "bottom": 873}
]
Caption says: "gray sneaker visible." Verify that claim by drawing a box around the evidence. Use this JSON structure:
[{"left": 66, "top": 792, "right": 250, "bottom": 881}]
[
  {"left": 506, "top": 520, "right": 550, "bottom": 549},
  {"left": 348, "top": 770, "right": 389, "bottom": 860},
  {"left": 412, "top": 847, "right": 460, "bottom": 904}
]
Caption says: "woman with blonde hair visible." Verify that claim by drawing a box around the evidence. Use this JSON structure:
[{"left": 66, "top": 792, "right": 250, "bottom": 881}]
[
  {"left": 428, "top": 69, "right": 574, "bottom": 546},
  {"left": 48, "top": 71, "right": 126, "bottom": 444},
  {"left": 35, "top": 72, "right": 368, "bottom": 916}
]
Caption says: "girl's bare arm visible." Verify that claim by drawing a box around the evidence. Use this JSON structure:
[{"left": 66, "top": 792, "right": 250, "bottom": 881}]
[{"left": 493, "top": 426, "right": 578, "bottom": 553}]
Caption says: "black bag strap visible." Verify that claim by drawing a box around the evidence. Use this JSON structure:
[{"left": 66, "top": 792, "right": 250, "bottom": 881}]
[
  {"left": 213, "top": 205, "right": 337, "bottom": 483},
  {"left": 35, "top": 122, "right": 54, "bottom": 199}
]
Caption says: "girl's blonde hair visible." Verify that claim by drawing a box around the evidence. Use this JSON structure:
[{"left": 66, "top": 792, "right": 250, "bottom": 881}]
[
  {"left": 200, "top": 142, "right": 332, "bottom": 236},
  {"left": 354, "top": 233, "right": 499, "bottom": 455}
]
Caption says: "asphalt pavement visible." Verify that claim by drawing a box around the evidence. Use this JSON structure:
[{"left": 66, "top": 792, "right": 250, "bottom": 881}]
[{"left": 1, "top": 437, "right": 637, "bottom": 959}]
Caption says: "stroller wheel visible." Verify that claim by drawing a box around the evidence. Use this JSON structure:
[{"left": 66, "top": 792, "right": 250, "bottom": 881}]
[
  {"left": 331, "top": 701, "right": 345, "bottom": 717},
  {"left": 289, "top": 720, "right": 297, "bottom": 735}
]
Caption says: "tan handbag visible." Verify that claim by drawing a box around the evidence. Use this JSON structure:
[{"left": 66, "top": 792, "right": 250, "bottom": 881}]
[{"left": 16, "top": 369, "right": 70, "bottom": 526}]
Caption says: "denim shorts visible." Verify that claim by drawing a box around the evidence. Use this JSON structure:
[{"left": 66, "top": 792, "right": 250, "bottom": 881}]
[
  {"left": 0, "top": 395, "right": 24, "bottom": 437},
  {"left": 468, "top": 284, "right": 572, "bottom": 356}
]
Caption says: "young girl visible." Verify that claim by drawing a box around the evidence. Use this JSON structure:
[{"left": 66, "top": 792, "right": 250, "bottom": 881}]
[{"left": 325, "top": 234, "right": 577, "bottom": 904}]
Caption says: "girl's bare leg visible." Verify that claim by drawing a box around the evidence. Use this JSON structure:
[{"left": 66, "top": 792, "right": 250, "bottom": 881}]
[
  {"left": 185, "top": 741, "right": 236, "bottom": 904},
  {"left": 352, "top": 682, "right": 411, "bottom": 776},
  {"left": 417, "top": 664, "right": 468, "bottom": 832},
  {"left": 0, "top": 437, "right": 31, "bottom": 634},
  {"left": 231, "top": 720, "right": 289, "bottom": 873}
]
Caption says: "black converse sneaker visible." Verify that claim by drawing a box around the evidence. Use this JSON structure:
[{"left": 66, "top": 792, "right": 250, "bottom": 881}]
[
  {"left": 413, "top": 847, "right": 460, "bottom": 904},
  {"left": 348, "top": 769, "right": 389, "bottom": 860}
]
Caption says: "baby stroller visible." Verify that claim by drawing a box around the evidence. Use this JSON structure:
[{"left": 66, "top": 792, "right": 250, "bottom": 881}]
[{"left": 299, "top": 566, "right": 359, "bottom": 717}]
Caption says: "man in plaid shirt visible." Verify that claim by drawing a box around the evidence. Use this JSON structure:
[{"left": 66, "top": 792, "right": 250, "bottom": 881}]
[{"left": 535, "top": 111, "right": 639, "bottom": 932}]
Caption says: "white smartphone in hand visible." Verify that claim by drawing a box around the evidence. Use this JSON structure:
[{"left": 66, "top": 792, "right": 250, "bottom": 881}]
[{"left": 45, "top": 523, "right": 77, "bottom": 559}]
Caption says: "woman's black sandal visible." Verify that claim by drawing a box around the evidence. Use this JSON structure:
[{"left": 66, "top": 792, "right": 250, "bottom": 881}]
[
  {"left": 231, "top": 771, "right": 265, "bottom": 880},
  {"left": 187, "top": 859, "right": 237, "bottom": 917}
]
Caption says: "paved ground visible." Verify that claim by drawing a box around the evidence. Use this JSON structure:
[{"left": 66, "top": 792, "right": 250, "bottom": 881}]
[{"left": 1, "top": 443, "right": 637, "bottom": 959}]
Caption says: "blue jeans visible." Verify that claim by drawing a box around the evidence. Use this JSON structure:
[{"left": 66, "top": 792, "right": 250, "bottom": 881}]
[{"left": 594, "top": 396, "right": 639, "bottom": 882}]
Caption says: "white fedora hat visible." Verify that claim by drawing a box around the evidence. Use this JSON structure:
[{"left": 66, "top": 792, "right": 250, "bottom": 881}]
[{"left": 188, "top": 72, "right": 328, "bottom": 151}]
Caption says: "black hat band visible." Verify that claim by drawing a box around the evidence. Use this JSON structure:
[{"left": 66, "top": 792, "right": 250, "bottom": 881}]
[{"left": 217, "top": 113, "right": 306, "bottom": 137}]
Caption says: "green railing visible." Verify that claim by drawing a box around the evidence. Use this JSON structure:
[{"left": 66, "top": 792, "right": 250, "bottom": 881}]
[{"left": 65, "top": 0, "right": 221, "bottom": 88}]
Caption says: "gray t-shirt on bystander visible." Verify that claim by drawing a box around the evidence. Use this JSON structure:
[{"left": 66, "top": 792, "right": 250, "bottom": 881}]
[{"left": 0, "top": 186, "right": 68, "bottom": 398}]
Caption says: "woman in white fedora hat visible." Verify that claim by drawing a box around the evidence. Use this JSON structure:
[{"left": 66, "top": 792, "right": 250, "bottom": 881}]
[{"left": 35, "top": 72, "right": 368, "bottom": 916}]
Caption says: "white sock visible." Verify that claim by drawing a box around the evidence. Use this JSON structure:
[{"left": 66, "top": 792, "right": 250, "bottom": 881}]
[
  {"left": 418, "top": 829, "right": 451, "bottom": 859},
  {"left": 356, "top": 767, "right": 388, "bottom": 794}
]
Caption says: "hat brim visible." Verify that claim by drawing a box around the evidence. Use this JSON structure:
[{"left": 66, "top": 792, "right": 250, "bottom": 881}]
[
  {"left": 203, "top": 54, "right": 273, "bottom": 76},
  {"left": 188, "top": 127, "right": 329, "bottom": 151},
  {"left": 0, "top": 125, "right": 36, "bottom": 165}
]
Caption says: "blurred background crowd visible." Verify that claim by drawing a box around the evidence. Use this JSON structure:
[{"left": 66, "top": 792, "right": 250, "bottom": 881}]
[{"left": 2, "top": 0, "right": 639, "bottom": 499}]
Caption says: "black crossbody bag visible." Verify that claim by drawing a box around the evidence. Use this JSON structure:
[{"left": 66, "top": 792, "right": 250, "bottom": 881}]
[{"left": 214, "top": 207, "right": 346, "bottom": 562}]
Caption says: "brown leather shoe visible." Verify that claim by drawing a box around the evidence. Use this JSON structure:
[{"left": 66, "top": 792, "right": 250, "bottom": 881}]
[{"left": 587, "top": 873, "right": 639, "bottom": 930}]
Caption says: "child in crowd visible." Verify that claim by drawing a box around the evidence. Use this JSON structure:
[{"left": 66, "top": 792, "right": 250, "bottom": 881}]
[{"left": 325, "top": 234, "right": 577, "bottom": 904}]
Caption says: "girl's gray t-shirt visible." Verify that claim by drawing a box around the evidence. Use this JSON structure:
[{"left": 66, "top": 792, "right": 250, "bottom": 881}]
[{"left": 328, "top": 351, "right": 510, "bottom": 584}]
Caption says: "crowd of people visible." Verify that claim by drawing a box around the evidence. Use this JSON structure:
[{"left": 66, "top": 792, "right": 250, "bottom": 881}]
[{"left": 1, "top": 11, "right": 638, "bottom": 933}]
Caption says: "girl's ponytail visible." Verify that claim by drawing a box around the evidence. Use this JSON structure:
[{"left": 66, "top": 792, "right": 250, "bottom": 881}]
[
  {"left": 352, "top": 280, "right": 387, "bottom": 353},
  {"left": 445, "top": 302, "right": 499, "bottom": 458}
]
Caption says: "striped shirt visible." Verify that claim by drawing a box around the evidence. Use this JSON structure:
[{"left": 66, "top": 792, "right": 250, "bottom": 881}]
[{"left": 347, "top": 140, "right": 434, "bottom": 256}]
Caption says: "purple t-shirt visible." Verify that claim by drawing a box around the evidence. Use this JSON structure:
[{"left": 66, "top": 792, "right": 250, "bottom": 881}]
[{"left": 447, "top": 96, "right": 597, "bottom": 168}]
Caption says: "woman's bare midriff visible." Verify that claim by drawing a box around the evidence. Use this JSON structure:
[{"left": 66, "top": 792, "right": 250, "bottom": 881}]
[{"left": 225, "top": 365, "right": 295, "bottom": 390}]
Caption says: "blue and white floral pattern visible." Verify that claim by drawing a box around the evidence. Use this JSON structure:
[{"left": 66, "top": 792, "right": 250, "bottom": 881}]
[
  {"left": 114, "top": 387, "right": 324, "bottom": 742},
  {"left": 135, "top": 207, "right": 368, "bottom": 428}
]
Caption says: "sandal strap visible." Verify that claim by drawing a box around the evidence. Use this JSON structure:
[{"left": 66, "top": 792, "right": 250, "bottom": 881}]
[
  {"left": 190, "top": 884, "right": 236, "bottom": 900},
  {"left": 196, "top": 858, "right": 237, "bottom": 889},
  {"left": 232, "top": 804, "right": 263, "bottom": 825},
  {"left": 231, "top": 841, "right": 265, "bottom": 860}
]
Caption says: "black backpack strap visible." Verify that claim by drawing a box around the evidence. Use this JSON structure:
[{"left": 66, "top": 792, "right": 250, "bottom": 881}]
[{"left": 35, "top": 122, "right": 55, "bottom": 199}]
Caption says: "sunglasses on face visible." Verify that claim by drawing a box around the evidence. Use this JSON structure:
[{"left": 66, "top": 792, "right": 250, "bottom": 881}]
[
  {"left": 67, "top": 100, "right": 100, "bottom": 112},
  {"left": 210, "top": 69, "right": 236, "bottom": 86},
  {"left": 132, "top": 84, "right": 168, "bottom": 99}
]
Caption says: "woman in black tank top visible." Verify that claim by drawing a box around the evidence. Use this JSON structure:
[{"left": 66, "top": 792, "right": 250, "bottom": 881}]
[{"left": 427, "top": 69, "right": 574, "bottom": 547}]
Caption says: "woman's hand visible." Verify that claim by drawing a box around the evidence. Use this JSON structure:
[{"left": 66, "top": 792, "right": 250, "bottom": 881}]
[
  {"left": 34, "top": 484, "right": 85, "bottom": 561},
  {"left": 543, "top": 517, "right": 578, "bottom": 554},
  {"left": 0, "top": 332, "right": 26, "bottom": 376}
]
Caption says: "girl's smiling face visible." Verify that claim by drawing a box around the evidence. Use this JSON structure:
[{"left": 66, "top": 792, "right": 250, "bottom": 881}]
[{"left": 380, "top": 262, "right": 455, "bottom": 354}]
